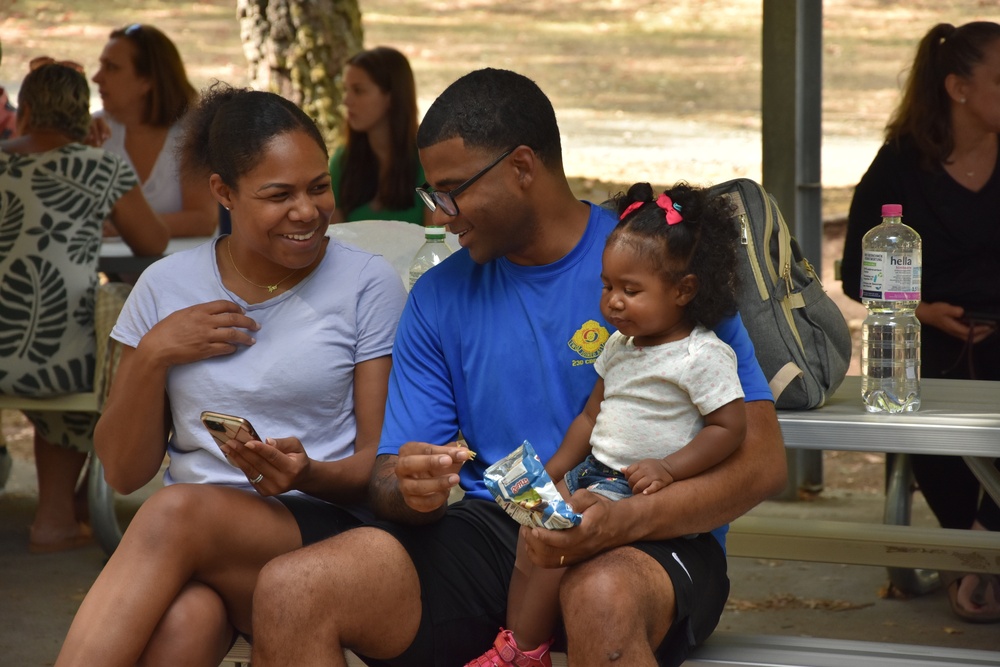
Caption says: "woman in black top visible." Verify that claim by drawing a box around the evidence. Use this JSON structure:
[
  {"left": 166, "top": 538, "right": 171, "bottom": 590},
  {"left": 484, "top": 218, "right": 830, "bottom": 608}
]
[{"left": 842, "top": 21, "right": 1000, "bottom": 623}]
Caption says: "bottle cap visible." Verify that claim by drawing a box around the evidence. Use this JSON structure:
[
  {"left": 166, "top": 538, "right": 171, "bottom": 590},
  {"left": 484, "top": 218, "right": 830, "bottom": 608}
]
[
  {"left": 425, "top": 225, "right": 446, "bottom": 239},
  {"left": 881, "top": 204, "right": 903, "bottom": 217}
]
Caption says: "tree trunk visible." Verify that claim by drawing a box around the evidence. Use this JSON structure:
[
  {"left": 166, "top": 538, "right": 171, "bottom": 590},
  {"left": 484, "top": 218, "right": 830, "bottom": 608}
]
[{"left": 236, "top": 0, "right": 363, "bottom": 148}]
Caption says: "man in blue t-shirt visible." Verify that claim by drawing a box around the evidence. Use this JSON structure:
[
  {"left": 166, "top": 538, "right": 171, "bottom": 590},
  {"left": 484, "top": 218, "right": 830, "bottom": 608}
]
[{"left": 253, "top": 69, "right": 786, "bottom": 667}]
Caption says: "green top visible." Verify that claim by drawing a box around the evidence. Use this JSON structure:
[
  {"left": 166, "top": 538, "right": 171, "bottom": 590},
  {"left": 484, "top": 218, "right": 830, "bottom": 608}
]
[{"left": 328, "top": 146, "right": 427, "bottom": 226}]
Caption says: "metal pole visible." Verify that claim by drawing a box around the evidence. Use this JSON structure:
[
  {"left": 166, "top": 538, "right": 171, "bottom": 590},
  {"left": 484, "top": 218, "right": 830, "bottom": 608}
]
[{"left": 762, "top": 0, "right": 824, "bottom": 497}]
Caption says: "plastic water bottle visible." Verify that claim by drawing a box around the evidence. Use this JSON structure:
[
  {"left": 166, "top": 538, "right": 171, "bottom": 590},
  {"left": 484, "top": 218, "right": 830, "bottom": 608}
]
[
  {"left": 408, "top": 226, "right": 452, "bottom": 290},
  {"left": 860, "top": 204, "right": 922, "bottom": 413}
]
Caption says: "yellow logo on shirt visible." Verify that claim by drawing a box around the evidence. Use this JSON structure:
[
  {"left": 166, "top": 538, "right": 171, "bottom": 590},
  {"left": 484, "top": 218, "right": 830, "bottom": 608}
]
[{"left": 568, "top": 319, "right": 610, "bottom": 360}]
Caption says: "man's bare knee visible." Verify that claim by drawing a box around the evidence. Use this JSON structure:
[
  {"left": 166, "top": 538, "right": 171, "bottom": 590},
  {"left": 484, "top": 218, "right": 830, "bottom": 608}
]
[
  {"left": 253, "top": 528, "right": 423, "bottom": 661},
  {"left": 255, "top": 545, "right": 333, "bottom": 625},
  {"left": 560, "top": 549, "right": 674, "bottom": 661}
]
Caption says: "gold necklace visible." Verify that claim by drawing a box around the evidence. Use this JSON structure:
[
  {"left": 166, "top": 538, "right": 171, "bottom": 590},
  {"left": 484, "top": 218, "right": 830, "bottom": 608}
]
[{"left": 226, "top": 238, "right": 299, "bottom": 293}]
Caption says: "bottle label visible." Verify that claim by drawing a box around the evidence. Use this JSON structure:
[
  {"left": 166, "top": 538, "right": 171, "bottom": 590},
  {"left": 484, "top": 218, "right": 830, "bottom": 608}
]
[{"left": 860, "top": 250, "right": 920, "bottom": 300}]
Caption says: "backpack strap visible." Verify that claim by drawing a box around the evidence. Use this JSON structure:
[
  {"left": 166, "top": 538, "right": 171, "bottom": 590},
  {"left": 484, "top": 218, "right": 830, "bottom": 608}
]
[{"left": 770, "top": 361, "right": 804, "bottom": 403}]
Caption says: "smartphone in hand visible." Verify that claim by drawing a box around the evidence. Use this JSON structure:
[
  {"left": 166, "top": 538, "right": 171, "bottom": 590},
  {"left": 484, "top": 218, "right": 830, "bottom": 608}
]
[{"left": 200, "top": 411, "right": 262, "bottom": 453}]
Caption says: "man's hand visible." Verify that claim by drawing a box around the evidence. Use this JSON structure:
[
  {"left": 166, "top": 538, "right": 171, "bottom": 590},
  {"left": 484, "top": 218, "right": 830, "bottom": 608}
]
[
  {"left": 521, "top": 487, "right": 616, "bottom": 568},
  {"left": 395, "top": 441, "right": 473, "bottom": 514}
]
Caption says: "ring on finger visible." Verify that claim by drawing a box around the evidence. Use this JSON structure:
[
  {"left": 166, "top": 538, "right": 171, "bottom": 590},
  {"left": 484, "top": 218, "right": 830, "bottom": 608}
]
[{"left": 250, "top": 472, "right": 264, "bottom": 484}]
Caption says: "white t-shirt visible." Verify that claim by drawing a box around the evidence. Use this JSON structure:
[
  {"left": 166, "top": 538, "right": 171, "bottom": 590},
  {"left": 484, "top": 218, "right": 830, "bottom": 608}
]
[
  {"left": 111, "top": 237, "right": 406, "bottom": 491},
  {"left": 97, "top": 112, "right": 184, "bottom": 215},
  {"left": 590, "top": 326, "right": 744, "bottom": 472}
]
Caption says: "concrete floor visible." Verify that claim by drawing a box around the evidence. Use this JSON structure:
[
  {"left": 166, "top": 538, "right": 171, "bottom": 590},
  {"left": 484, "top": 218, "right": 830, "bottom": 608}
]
[{"left": 2, "top": 446, "right": 999, "bottom": 666}]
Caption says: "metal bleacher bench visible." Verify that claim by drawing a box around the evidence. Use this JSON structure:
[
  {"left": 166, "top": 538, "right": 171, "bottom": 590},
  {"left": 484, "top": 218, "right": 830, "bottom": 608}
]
[{"left": 221, "top": 630, "right": 999, "bottom": 667}]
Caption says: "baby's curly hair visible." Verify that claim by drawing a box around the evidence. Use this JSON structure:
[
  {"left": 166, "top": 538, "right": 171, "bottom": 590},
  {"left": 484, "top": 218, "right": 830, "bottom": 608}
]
[{"left": 609, "top": 181, "right": 740, "bottom": 328}]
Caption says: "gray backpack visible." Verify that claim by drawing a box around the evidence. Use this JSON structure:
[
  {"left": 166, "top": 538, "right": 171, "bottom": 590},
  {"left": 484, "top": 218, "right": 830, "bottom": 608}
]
[{"left": 708, "top": 178, "right": 851, "bottom": 409}]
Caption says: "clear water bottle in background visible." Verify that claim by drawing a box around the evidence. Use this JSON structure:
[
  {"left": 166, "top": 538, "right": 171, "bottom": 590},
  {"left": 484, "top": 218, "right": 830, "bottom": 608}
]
[
  {"left": 860, "top": 204, "right": 922, "bottom": 413},
  {"left": 408, "top": 226, "right": 453, "bottom": 290}
]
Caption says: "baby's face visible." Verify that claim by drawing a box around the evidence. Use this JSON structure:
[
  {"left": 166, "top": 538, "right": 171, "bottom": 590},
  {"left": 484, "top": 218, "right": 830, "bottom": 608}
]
[{"left": 599, "top": 241, "right": 692, "bottom": 347}]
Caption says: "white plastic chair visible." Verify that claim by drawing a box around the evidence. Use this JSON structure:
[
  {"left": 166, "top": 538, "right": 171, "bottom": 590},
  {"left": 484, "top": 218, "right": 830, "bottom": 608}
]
[{"left": 326, "top": 220, "right": 456, "bottom": 290}]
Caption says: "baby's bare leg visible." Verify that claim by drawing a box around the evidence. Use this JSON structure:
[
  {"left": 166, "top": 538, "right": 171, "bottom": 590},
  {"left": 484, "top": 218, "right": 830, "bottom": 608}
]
[{"left": 507, "top": 530, "right": 564, "bottom": 650}]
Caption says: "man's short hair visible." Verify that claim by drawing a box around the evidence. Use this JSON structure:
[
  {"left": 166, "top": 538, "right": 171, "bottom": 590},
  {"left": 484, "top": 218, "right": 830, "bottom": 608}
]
[{"left": 417, "top": 68, "right": 563, "bottom": 169}]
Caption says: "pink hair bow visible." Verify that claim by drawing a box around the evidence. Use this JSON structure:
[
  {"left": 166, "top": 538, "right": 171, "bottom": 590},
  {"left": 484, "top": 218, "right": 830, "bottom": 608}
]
[
  {"left": 656, "top": 193, "right": 684, "bottom": 225},
  {"left": 619, "top": 201, "right": 644, "bottom": 220},
  {"left": 619, "top": 194, "right": 684, "bottom": 225}
]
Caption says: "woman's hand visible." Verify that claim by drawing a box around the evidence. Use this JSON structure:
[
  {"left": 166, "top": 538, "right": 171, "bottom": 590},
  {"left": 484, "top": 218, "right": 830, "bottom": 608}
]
[
  {"left": 84, "top": 115, "right": 111, "bottom": 147},
  {"left": 917, "top": 301, "right": 996, "bottom": 344},
  {"left": 102, "top": 219, "right": 121, "bottom": 238},
  {"left": 136, "top": 300, "right": 259, "bottom": 367},
  {"left": 223, "top": 436, "right": 310, "bottom": 496}
]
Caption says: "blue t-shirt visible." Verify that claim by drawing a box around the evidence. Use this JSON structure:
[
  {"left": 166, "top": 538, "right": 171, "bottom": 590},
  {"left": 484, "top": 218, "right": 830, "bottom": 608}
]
[{"left": 379, "top": 203, "right": 772, "bottom": 544}]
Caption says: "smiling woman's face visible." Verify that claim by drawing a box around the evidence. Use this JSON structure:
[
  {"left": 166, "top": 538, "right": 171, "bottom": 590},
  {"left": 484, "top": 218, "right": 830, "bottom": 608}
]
[{"left": 225, "top": 129, "right": 335, "bottom": 275}]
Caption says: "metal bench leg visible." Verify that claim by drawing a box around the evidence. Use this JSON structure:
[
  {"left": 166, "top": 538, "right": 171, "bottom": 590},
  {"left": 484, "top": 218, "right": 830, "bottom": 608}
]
[
  {"left": 87, "top": 454, "right": 123, "bottom": 556},
  {"left": 883, "top": 452, "right": 940, "bottom": 595}
]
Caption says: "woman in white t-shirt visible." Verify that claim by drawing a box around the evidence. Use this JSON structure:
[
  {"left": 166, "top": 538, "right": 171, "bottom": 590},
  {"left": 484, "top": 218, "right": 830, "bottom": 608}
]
[
  {"left": 91, "top": 24, "right": 218, "bottom": 237},
  {"left": 56, "top": 84, "right": 406, "bottom": 667}
]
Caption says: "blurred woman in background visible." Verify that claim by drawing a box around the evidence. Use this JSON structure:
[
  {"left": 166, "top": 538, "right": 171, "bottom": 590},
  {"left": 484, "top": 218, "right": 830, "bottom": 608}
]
[
  {"left": 841, "top": 20, "right": 1000, "bottom": 623},
  {"left": 92, "top": 23, "right": 218, "bottom": 237},
  {"left": 329, "top": 46, "right": 429, "bottom": 225}
]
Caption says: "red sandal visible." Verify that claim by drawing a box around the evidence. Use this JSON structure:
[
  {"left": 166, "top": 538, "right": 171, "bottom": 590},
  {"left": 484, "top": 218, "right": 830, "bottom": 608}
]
[{"left": 464, "top": 628, "right": 553, "bottom": 667}]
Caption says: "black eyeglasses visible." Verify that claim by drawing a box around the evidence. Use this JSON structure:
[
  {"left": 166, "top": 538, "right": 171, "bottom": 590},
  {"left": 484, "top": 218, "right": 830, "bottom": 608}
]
[{"left": 416, "top": 147, "right": 516, "bottom": 216}]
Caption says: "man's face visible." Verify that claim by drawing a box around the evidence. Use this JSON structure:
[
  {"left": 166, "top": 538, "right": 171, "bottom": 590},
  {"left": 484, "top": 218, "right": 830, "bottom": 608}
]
[{"left": 419, "top": 138, "right": 538, "bottom": 265}]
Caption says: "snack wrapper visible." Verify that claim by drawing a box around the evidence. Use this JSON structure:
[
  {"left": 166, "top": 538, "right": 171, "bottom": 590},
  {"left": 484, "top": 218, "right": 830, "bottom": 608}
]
[{"left": 483, "top": 440, "right": 582, "bottom": 530}]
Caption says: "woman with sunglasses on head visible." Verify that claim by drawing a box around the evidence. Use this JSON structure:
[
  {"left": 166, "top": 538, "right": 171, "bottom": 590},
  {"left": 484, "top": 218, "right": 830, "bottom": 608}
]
[
  {"left": 330, "top": 46, "right": 430, "bottom": 225},
  {"left": 91, "top": 24, "right": 218, "bottom": 238}
]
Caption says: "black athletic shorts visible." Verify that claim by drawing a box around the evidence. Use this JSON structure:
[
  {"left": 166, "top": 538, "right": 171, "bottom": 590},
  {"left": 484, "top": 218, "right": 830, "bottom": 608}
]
[
  {"left": 355, "top": 499, "right": 729, "bottom": 667},
  {"left": 274, "top": 494, "right": 365, "bottom": 546}
]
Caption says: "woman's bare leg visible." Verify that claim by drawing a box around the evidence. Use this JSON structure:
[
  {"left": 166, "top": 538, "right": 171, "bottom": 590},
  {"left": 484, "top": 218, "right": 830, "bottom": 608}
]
[
  {"left": 139, "top": 582, "right": 234, "bottom": 667},
  {"left": 55, "top": 483, "right": 300, "bottom": 667},
  {"left": 30, "top": 432, "right": 88, "bottom": 550}
]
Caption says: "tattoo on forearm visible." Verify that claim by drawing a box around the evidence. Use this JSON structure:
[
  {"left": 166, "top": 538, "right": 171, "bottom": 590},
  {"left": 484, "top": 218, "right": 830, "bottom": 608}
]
[{"left": 370, "top": 455, "right": 409, "bottom": 517}]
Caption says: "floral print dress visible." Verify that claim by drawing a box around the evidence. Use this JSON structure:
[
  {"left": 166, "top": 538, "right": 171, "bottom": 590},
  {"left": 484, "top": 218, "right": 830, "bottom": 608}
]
[{"left": 0, "top": 143, "right": 137, "bottom": 449}]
